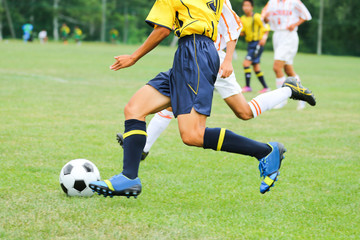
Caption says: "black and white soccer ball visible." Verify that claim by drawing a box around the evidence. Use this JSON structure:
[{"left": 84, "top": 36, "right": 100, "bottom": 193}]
[{"left": 59, "top": 159, "right": 101, "bottom": 197}]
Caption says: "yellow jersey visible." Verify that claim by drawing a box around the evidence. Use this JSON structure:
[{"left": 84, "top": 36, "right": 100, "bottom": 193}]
[
  {"left": 146, "top": 0, "right": 224, "bottom": 41},
  {"left": 240, "top": 13, "right": 270, "bottom": 42}
]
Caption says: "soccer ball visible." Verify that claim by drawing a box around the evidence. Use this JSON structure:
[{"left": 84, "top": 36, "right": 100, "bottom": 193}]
[{"left": 59, "top": 159, "right": 101, "bottom": 197}]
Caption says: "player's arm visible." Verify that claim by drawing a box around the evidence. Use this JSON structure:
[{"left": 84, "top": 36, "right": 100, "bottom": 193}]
[
  {"left": 287, "top": 17, "right": 306, "bottom": 31},
  {"left": 255, "top": 15, "right": 269, "bottom": 46},
  {"left": 110, "top": 26, "right": 170, "bottom": 71},
  {"left": 259, "top": 30, "right": 269, "bottom": 46},
  {"left": 219, "top": 1, "right": 242, "bottom": 78},
  {"left": 220, "top": 39, "right": 237, "bottom": 78},
  {"left": 288, "top": 1, "right": 312, "bottom": 31},
  {"left": 261, "top": 2, "right": 270, "bottom": 23},
  {"left": 259, "top": 23, "right": 270, "bottom": 46}
]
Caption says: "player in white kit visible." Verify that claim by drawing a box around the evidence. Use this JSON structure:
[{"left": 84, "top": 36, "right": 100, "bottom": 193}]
[
  {"left": 262, "top": 0, "right": 312, "bottom": 109},
  {"left": 116, "top": 0, "right": 316, "bottom": 161}
]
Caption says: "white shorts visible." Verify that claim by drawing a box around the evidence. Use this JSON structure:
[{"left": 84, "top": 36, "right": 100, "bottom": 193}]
[
  {"left": 214, "top": 50, "right": 242, "bottom": 99},
  {"left": 273, "top": 30, "right": 299, "bottom": 65}
]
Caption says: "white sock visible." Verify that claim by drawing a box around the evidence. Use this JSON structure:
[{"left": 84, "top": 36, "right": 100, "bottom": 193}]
[
  {"left": 276, "top": 76, "right": 286, "bottom": 88},
  {"left": 143, "top": 109, "right": 174, "bottom": 153},
  {"left": 249, "top": 87, "right": 292, "bottom": 117}
]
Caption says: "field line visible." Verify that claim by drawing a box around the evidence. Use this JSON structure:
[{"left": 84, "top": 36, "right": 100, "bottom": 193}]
[{"left": 0, "top": 69, "right": 68, "bottom": 83}]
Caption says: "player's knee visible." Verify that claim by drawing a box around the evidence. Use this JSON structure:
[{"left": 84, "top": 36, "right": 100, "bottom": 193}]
[
  {"left": 234, "top": 110, "right": 253, "bottom": 120},
  {"left": 124, "top": 102, "right": 142, "bottom": 119},
  {"left": 238, "top": 112, "right": 253, "bottom": 120},
  {"left": 180, "top": 131, "right": 203, "bottom": 147}
]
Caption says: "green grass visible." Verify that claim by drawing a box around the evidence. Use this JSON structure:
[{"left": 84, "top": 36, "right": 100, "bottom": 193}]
[{"left": 0, "top": 40, "right": 359, "bottom": 239}]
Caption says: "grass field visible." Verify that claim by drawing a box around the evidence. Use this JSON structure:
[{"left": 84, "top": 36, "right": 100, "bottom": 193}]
[{"left": 0, "top": 40, "right": 359, "bottom": 239}]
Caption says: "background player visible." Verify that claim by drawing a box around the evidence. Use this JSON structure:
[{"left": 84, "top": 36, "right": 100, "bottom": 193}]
[
  {"left": 240, "top": 0, "right": 270, "bottom": 93},
  {"left": 60, "top": 23, "right": 70, "bottom": 45},
  {"left": 74, "top": 26, "right": 83, "bottom": 45},
  {"left": 262, "top": 0, "right": 312, "bottom": 109},
  {"left": 89, "top": 0, "right": 288, "bottom": 198}
]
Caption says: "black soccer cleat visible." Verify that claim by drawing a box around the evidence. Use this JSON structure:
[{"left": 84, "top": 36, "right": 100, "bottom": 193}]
[
  {"left": 282, "top": 77, "right": 316, "bottom": 106},
  {"left": 116, "top": 133, "right": 149, "bottom": 161}
]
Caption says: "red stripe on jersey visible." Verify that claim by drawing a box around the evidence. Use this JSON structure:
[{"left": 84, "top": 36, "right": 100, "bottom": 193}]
[{"left": 221, "top": 13, "right": 232, "bottom": 41}]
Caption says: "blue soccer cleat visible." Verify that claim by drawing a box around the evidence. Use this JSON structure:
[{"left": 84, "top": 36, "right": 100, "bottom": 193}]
[
  {"left": 258, "top": 142, "right": 286, "bottom": 194},
  {"left": 89, "top": 173, "right": 142, "bottom": 198}
]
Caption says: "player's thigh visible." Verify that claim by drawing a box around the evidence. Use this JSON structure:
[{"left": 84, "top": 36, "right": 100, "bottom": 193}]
[
  {"left": 125, "top": 85, "right": 171, "bottom": 121},
  {"left": 177, "top": 108, "right": 207, "bottom": 147}
]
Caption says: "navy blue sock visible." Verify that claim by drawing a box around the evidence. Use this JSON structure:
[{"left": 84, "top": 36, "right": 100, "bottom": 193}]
[
  {"left": 255, "top": 71, "right": 268, "bottom": 88},
  {"left": 122, "top": 119, "right": 147, "bottom": 179},
  {"left": 203, "top": 128, "right": 271, "bottom": 160},
  {"left": 244, "top": 67, "right": 251, "bottom": 87}
]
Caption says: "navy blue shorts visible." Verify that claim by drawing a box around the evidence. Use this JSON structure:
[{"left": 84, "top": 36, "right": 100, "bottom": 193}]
[
  {"left": 148, "top": 34, "right": 219, "bottom": 118},
  {"left": 245, "top": 41, "right": 264, "bottom": 64}
]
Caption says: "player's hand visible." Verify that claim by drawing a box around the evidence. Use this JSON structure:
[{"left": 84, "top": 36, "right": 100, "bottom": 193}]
[
  {"left": 287, "top": 24, "right": 297, "bottom": 31},
  {"left": 219, "top": 60, "right": 233, "bottom": 78},
  {"left": 259, "top": 38, "right": 266, "bottom": 46},
  {"left": 263, "top": 12, "right": 271, "bottom": 22},
  {"left": 110, "top": 55, "right": 137, "bottom": 71}
]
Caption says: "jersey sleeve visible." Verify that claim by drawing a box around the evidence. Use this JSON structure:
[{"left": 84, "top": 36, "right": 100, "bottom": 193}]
[
  {"left": 294, "top": 0, "right": 312, "bottom": 21},
  {"left": 145, "top": 0, "right": 175, "bottom": 30},
  {"left": 219, "top": 0, "right": 242, "bottom": 43}
]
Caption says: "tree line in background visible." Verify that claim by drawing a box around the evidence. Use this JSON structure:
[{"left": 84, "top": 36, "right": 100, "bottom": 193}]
[{"left": 0, "top": 0, "right": 359, "bottom": 56}]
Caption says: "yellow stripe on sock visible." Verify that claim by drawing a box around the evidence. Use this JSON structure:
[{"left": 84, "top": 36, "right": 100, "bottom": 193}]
[
  {"left": 256, "top": 72, "right": 264, "bottom": 77},
  {"left": 123, "top": 130, "right": 147, "bottom": 139},
  {"left": 104, "top": 180, "right": 115, "bottom": 191},
  {"left": 264, "top": 176, "right": 274, "bottom": 186},
  {"left": 244, "top": 68, "right": 252, "bottom": 73},
  {"left": 217, "top": 128, "right": 226, "bottom": 151}
]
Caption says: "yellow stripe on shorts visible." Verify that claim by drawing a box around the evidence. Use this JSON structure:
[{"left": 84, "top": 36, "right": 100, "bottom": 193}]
[
  {"left": 104, "top": 180, "right": 115, "bottom": 191},
  {"left": 217, "top": 128, "right": 226, "bottom": 151},
  {"left": 123, "top": 130, "right": 147, "bottom": 139}
]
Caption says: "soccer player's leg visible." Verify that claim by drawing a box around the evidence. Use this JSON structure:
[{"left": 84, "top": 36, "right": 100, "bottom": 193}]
[
  {"left": 116, "top": 108, "right": 173, "bottom": 161},
  {"left": 242, "top": 50, "right": 253, "bottom": 92},
  {"left": 253, "top": 63, "right": 269, "bottom": 93},
  {"left": 203, "top": 127, "right": 286, "bottom": 194},
  {"left": 216, "top": 75, "right": 291, "bottom": 119},
  {"left": 117, "top": 132, "right": 149, "bottom": 161},
  {"left": 177, "top": 109, "right": 286, "bottom": 194},
  {"left": 90, "top": 85, "right": 171, "bottom": 198},
  {"left": 215, "top": 68, "right": 292, "bottom": 119},
  {"left": 143, "top": 108, "right": 174, "bottom": 156}
]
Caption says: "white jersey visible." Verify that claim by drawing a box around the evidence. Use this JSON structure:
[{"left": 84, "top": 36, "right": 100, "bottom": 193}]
[
  {"left": 214, "top": 0, "right": 242, "bottom": 51},
  {"left": 261, "top": 0, "right": 311, "bottom": 31}
]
